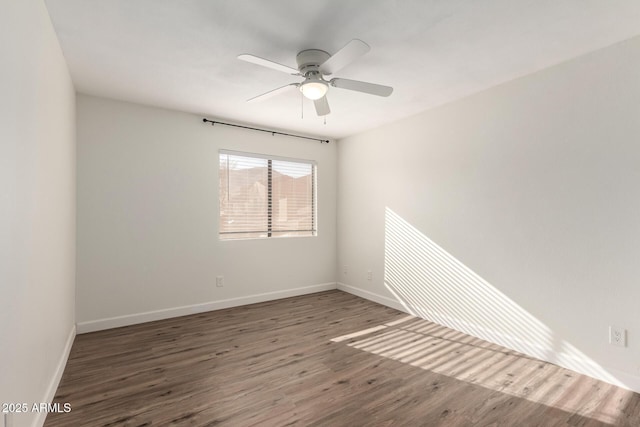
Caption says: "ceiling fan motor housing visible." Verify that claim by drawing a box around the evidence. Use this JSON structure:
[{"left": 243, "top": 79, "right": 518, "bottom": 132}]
[{"left": 296, "top": 49, "right": 330, "bottom": 76}]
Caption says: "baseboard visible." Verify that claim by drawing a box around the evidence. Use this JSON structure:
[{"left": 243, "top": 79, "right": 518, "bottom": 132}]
[
  {"left": 603, "top": 367, "right": 640, "bottom": 394},
  {"left": 336, "top": 282, "right": 407, "bottom": 312},
  {"left": 33, "top": 325, "right": 76, "bottom": 427},
  {"left": 76, "top": 282, "right": 337, "bottom": 334}
]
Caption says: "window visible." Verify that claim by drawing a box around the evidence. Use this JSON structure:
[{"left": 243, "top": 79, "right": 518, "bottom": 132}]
[{"left": 219, "top": 150, "right": 316, "bottom": 240}]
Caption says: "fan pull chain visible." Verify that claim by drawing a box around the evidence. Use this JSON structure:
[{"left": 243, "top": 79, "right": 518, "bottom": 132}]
[{"left": 301, "top": 92, "right": 304, "bottom": 119}]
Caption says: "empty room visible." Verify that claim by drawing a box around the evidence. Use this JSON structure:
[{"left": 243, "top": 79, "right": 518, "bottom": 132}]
[{"left": 3, "top": 1, "right": 640, "bottom": 426}]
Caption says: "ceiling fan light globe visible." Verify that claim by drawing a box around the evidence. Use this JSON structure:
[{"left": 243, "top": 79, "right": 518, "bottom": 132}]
[{"left": 300, "top": 81, "right": 328, "bottom": 100}]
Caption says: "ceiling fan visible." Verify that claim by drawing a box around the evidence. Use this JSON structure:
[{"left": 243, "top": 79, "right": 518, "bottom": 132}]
[{"left": 238, "top": 39, "right": 393, "bottom": 116}]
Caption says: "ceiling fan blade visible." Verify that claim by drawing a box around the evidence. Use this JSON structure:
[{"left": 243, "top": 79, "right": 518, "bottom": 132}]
[
  {"left": 330, "top": 78, "right": 393, "bottom": 97},
  {"left": 314, "top": 96, "right": 330, "bottom": 116},
  {"left": 319, "top": 39, "right": 370, "bottom": 75},
  {"left": 247, "top": 83, "right": 299, "bottom": 103},
  {"left": 238, "top": 54, "right": 300, "bottom": 75}
]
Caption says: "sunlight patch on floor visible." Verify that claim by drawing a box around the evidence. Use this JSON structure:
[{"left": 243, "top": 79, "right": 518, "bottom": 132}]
[{"left": 331, "top": 316, "right": 633, "bottom": 425}]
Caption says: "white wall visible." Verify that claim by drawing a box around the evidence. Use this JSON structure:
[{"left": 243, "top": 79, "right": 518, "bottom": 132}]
[
  {"left": 0, "top": 1, "right": 76, "bottom": 426},
  {"left": 76, "top": 94, "right": 337, "bottom": 331},
  {"left": 337, "top": 35, "right": 640, "bottom": 392}
]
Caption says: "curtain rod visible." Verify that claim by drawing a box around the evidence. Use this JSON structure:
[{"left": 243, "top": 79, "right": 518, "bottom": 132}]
[{"left": 202, "top": 118, "right": 329, "bottom": 144}]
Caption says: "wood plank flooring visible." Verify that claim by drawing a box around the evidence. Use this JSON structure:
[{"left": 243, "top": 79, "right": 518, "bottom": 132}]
[{"left": 45, "top": 290, "right": 640, "bottom": 426}]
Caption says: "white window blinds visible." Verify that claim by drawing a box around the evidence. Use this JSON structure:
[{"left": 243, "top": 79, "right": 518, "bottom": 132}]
[{"left": 219, "top": 150, "right": 316, "bottom": 240}]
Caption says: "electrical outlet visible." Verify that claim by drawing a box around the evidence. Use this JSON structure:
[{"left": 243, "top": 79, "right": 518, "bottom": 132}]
[
  {"left": 216, "top": 276, "right": 224, "bottom": 287},
  {"left": 609, "top": 326, "right": 626, "bottom": 347},
  {"left": 343, "top": 265, "right": 348, "bottom": 275},
  {"left": 367, "top": 270, "right": 372, "bottom": 281}
]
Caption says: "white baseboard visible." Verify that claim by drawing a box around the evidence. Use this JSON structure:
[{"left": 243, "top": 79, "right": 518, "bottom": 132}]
[
  {"left": 76, "top": 283, "right": 337, "bottom": 334},
  {"left": 602, "top": 367, "right": 640, "bottom": 394},
  {"left": 336, "top": 282, "right": 407, "bottom": 312},
  {"left": 33, "top": 325, "right": 76, "bottom": 427}
]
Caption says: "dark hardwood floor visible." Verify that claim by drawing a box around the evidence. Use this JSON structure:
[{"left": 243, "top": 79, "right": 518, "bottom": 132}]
[{"left": 45, "top": 290, "right": 640, "bottom": 426}]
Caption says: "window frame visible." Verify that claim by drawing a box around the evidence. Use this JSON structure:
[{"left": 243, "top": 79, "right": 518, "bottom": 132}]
[{"left": 218, "top": 149, "right": 317, "bottom": 241}]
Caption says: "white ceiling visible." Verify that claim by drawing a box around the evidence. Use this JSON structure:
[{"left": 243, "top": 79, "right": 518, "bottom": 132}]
[{"left": 45, "top": 0, "right": 640, "bottom": 139}]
